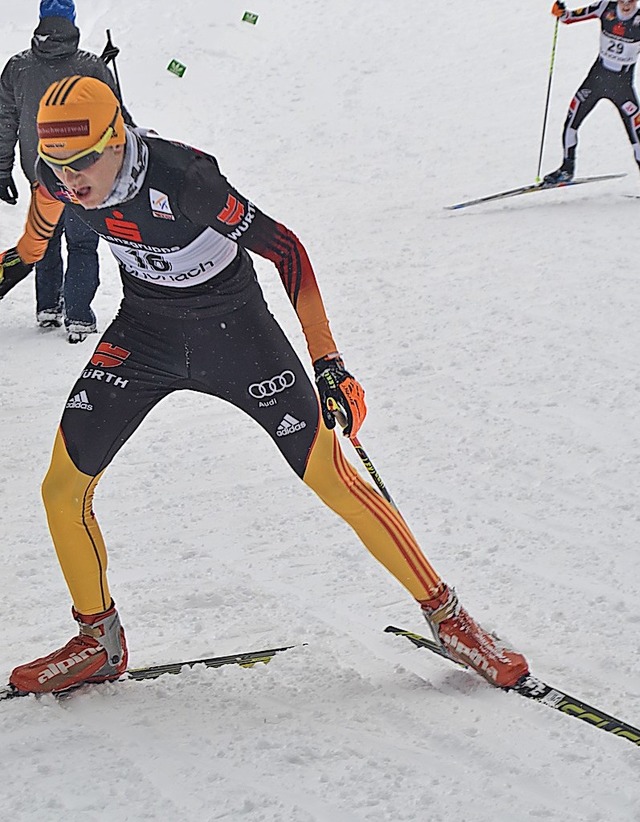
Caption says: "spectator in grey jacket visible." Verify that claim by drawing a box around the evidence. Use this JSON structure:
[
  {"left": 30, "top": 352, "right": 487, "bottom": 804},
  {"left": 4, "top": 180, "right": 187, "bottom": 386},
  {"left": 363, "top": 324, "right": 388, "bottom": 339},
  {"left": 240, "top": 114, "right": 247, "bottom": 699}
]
[{"left": 0, "top": 0, "right": 135, "bottom": 342}]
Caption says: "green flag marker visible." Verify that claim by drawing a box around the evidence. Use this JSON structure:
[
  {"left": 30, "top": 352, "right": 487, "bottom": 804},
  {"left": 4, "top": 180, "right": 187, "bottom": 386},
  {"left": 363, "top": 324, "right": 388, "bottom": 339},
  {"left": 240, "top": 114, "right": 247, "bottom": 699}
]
[
  {"left": 167, "top": 59, "right": 186, "bottom": 78},
  {"left": 242, "top": 11, "right": 259, "bottom": 24}
]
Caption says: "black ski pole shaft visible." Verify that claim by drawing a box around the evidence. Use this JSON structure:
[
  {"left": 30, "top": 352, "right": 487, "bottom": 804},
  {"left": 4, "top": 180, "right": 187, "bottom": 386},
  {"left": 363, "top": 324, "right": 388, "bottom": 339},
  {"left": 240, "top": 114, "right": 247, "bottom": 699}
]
[
  {"left": 327, "top": 399, "right": 397, "bottom": 508},
  {"left": 349, "top": 434, "right": 397, "bottom": 508},
  {"left": 106, "top": 29, "right": 123, "bottom": 102},
  {"left": 535, "top": 17, "right": 560, "bottom": 182}
]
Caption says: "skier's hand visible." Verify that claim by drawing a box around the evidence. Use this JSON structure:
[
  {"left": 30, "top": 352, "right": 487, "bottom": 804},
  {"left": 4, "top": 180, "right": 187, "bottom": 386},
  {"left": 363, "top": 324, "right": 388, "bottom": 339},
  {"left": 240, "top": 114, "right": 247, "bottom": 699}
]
[
  {"left": 0, "top": 173, "right": 18, "bottom": 205},
  {"left": 314, "top": 354, "right": 366, "bottom": 438},
  {"left": 551, "top": 1, "right": 566, "bottom": 17},
  {"left": 0, "top": 247, "right": 34, "bottom": 297}
]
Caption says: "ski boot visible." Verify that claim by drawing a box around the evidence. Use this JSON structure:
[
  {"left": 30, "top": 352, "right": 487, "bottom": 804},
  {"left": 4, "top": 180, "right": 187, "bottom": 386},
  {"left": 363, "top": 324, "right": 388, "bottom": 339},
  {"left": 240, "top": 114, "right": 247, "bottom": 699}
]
[
  {"left": 9, "top": 602, "right": 128, "bottom": 694},
  {"left": 420, "top": 585, "right": 529, "bottom": 688},
  {"left": 543, "top": 160, "right": 575, "bottom": 187}
]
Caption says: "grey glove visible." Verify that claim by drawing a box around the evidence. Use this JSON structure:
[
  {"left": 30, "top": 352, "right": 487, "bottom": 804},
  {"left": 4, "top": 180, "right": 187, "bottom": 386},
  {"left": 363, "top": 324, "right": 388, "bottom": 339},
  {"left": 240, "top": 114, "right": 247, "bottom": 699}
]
[{"left": 0, "top": 174, "right": 18, "bottom": 205}]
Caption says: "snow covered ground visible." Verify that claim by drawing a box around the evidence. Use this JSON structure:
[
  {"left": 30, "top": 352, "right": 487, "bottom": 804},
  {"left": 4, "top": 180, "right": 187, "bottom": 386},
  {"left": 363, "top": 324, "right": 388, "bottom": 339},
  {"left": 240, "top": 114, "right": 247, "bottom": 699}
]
[{"left": 2, "top": 1, "right": 640, "bottom": 819}]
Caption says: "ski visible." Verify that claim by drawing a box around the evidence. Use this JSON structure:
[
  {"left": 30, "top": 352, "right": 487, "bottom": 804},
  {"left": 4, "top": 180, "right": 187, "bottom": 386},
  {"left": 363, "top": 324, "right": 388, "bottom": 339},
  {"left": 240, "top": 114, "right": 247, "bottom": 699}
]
[
  {"left": 385, "top": 625, "right": 640, "bottom": 748},
  {"left": 445, "top": 173, "right": 626, "bottom": 211},
  {"left": 0, "top": 643, "right": 294, "bottom": 701},
  {"left": 7, "top": 627, "right": 639, "bottom": 749}
]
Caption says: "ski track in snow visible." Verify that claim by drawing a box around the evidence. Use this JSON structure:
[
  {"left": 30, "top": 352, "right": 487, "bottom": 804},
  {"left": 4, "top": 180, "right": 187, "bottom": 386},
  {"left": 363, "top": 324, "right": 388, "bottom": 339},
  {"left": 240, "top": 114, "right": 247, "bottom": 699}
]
[{"left": 2, "top": 1, "right": 640, "bottom": 820}]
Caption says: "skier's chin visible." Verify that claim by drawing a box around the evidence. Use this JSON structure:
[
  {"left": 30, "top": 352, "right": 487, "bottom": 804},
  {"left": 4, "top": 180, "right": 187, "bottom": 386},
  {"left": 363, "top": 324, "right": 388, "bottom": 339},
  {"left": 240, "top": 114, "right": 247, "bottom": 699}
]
[{"left": 73, "top": 186, "right": 97, "bottom": 208}]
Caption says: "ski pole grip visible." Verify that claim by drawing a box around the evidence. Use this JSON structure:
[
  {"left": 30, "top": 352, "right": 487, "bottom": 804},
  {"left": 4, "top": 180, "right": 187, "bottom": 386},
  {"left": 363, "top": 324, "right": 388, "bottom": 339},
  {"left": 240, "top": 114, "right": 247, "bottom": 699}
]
[{"left": 327, "top": 397, "right": 348, "bottom": 431}]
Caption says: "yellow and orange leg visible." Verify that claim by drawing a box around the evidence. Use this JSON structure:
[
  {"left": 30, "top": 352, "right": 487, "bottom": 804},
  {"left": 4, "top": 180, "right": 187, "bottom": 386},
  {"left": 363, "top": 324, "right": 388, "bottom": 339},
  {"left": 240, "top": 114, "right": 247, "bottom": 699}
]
[
  {"left": 41, "top": 427, "right": 111, "bottom": 615},
  {"left": 303, "top": 422, "right": 442, "bottom": 601}
]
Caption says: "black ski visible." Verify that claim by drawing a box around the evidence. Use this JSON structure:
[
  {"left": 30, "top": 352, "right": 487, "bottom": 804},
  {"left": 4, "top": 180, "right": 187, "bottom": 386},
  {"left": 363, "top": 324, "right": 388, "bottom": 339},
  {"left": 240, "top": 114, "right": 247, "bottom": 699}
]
[
  {"left": 0, "top": 644, "right": 294, "bottom": 701},
  {"left": 445, "top": 172, "right": 626, "bottom": 211},
  {"left": 385, "top": 625, "right": 640, "bottom": 748}
]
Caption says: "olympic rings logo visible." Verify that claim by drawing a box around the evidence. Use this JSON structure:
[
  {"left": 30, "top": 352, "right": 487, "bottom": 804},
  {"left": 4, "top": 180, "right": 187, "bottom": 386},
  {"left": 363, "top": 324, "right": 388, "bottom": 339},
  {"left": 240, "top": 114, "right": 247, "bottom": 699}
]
[{"left": 248, "top": 370, "right": 296, "bottom": 399}]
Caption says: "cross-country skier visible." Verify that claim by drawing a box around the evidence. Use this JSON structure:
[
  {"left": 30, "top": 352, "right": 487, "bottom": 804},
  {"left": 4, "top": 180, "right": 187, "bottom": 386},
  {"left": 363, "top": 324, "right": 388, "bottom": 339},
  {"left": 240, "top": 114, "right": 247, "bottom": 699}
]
[
  {"left": 544, "top": 0, "right": 640, "bottom": 184},
  {"left": 0, "top": 77, "right": 529, "bottom": 695}
]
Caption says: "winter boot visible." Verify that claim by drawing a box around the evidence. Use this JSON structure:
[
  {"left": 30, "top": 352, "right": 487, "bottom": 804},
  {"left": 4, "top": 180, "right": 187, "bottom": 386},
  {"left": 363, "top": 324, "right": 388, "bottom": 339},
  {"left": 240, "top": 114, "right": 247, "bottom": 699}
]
[
  {"left": 543, "top": 159, "right": 575, "bottom": 186},
  {"left": 37, "top": 309, "right": 63, "bottom": 329},
  {"left": 420, "top": 586, "right": 529, "bottom": 688},
  {"left": 66, "top": 321, "right": 97, "bottom": 344},
  {"left": 9, "top": 603, "right": 128, "bottom": 694}
]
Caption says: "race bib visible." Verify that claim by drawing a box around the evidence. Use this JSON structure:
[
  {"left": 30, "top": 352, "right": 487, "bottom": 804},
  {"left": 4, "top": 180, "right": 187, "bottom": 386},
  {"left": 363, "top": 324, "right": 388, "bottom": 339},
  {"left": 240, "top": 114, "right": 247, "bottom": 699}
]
[{"left": 600, "top": 32, "right": 640, "bottom": 68}]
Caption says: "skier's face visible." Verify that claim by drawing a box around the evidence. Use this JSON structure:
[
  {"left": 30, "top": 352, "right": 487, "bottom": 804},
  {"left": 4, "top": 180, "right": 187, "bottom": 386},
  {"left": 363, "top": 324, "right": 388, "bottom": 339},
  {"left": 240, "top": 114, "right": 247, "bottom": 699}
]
[
  {"left": 618, "top": 0, "right": 637, "bottom": 15},
  {"left": 48, "top": 145, "right": 125, "bottom": 209}
]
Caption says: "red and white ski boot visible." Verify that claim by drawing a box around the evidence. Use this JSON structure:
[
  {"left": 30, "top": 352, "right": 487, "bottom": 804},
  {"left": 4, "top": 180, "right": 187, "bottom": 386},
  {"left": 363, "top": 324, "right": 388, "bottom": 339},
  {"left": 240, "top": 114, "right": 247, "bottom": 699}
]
[
  {"left": 420, "top": 586, "right": 528, "bottom": 688},
  {"left": 10, "top": 602, "right": 128, "bottom": 694}
]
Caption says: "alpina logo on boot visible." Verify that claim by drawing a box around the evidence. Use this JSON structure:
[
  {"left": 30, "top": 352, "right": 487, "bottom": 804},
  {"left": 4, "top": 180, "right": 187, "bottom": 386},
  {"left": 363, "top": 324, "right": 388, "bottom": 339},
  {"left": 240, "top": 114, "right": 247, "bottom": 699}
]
[
  {"left": 443, "top": 635, "right": 499, "bottom": 683},
  {"left": 37, "top": 646, "right": 101, "bottom": 684}
]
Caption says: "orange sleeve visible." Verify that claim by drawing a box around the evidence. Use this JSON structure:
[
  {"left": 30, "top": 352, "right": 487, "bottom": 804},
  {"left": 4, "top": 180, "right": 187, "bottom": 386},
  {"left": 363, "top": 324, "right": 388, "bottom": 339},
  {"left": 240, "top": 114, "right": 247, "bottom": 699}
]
[
  {"left": 244, "top": 220, "right": 338, "bottom": 362},
  {"left": 16, "top": 182, "right": 65, "bottom": 264},
  {"left": 265, "top": 224, "right": 337, "bottom": 362}
]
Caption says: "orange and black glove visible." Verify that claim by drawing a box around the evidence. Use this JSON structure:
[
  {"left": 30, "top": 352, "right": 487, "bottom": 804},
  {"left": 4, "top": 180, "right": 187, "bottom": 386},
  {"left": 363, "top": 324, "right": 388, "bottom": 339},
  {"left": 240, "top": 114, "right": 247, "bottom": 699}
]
[
  {"left": 551, "top": 1, "right": 566, "bottom": 17},
  {"left": 0, "top": 248, "right": 34, "bottom": 299},
  {"left": 314, "top": 355, "right": 366, "bottom": 438}
]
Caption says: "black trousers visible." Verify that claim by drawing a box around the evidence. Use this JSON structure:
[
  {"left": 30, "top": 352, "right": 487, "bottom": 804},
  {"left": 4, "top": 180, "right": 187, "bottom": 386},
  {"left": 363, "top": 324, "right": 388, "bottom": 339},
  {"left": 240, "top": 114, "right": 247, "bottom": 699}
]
[
  {"left": 562, "top": 60, "right": 640, "bottom": 164},
  {"left": 60, "top": 275, "right": 319, "bottom": 479}
]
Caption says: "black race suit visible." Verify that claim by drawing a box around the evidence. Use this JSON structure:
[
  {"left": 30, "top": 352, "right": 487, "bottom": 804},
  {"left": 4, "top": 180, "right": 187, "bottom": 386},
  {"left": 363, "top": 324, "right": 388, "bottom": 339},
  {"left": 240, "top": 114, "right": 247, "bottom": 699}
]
[{"left": 30, "top": 134, "right": 442, "bottom": 614}]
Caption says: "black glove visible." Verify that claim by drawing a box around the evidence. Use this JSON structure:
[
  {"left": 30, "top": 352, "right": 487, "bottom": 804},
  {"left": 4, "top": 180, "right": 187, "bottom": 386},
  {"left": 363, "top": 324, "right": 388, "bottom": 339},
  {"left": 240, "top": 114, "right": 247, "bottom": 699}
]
[
  {"left": 0, "top": 247, "right": 34, "bottom": 298},
  {"left": 0, "top": 173, "right": 18, "bottom": 205},
  {"left": 313, "top": 355, "right": 367, "bottom": 438}
]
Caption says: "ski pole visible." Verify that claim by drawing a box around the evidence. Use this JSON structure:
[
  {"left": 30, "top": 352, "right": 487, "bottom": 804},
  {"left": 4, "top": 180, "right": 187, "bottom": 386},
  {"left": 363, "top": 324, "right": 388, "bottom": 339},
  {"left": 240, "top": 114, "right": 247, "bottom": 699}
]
[
  {"left": 535, "top": 17, "right": 560, "bottom": 183},
  {"left": 102, "top": 30, "right": 124, "bottom": 103},
  {"left": 348, "top": 433, "right": 398, "bottom": 509},
  {"left": 327, "top": 398, "right": 397, "bottom": 508}
]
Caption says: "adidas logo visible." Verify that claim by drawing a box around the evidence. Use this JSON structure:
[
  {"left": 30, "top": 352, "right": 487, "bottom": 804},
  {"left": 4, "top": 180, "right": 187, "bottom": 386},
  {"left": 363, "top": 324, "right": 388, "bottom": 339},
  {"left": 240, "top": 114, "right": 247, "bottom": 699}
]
[
  {"left": 66, "top": 390, "right": 93, "bottom": 411},
  {"left": 276, "top": 413, "right": 306, "bottom": 437}
]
